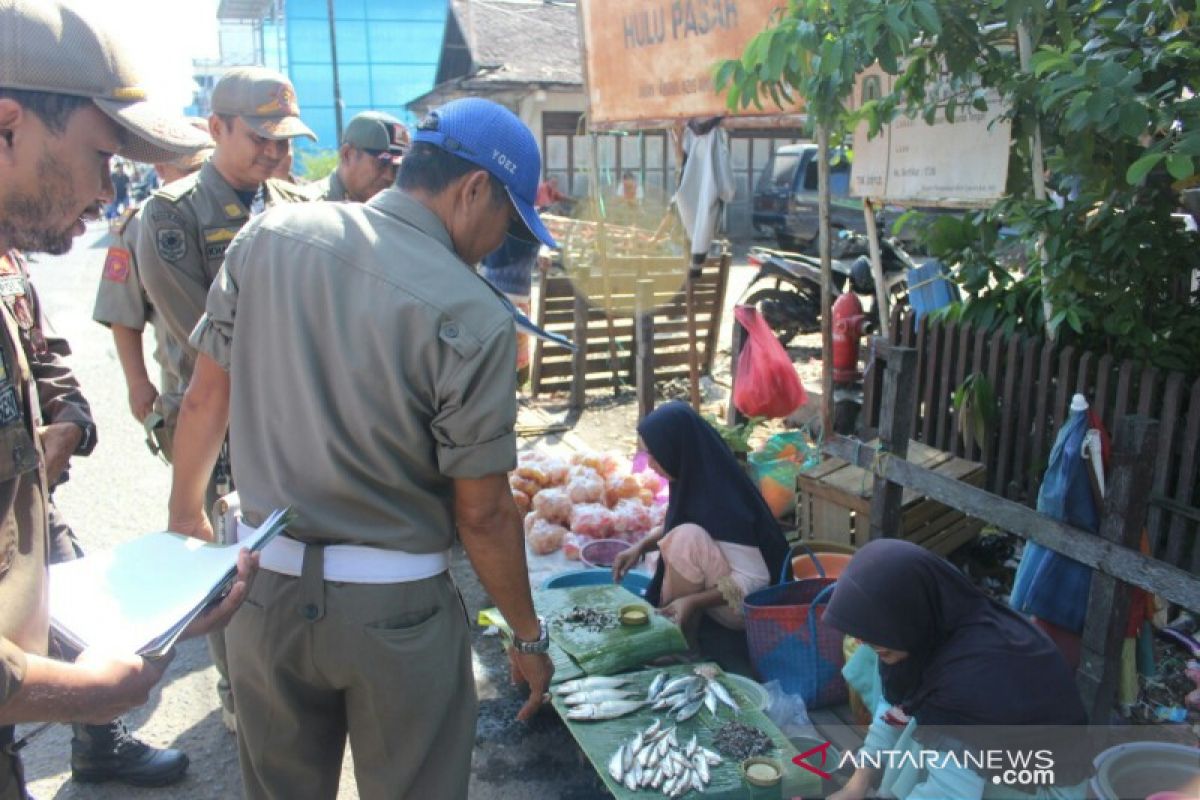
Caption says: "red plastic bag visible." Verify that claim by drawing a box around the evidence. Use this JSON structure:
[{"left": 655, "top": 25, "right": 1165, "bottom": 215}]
[{"left": 733, "top": 305, "right": 807, "bottom": 418}]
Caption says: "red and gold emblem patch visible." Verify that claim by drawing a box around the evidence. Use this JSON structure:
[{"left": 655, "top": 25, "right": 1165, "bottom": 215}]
[{"left": 102, "top": 247, "right": 131, "bottom": 283}]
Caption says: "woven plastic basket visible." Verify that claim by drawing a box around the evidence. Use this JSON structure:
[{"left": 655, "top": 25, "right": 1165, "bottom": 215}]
[{"left": 743, "top": 566, "right": 847, "bottom": 709}]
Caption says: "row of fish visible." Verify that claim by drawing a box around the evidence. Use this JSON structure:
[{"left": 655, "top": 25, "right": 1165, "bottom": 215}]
[
  {"left": 554, "top": 676, "right": 648, "bottom": 721},
  {"left": 607, "top": 718, "right": 724, "bottom": 797},
  {"left": 553, "top": 669, "right": 743, "bottom": 723}
]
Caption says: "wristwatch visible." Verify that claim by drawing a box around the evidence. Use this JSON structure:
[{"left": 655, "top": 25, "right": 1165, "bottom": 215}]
[{"left": 512, "top": 616, "right": 549, "bottom": 654}]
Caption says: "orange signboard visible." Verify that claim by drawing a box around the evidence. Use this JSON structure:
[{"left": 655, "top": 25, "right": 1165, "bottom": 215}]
[{"left": 578, "top": 0, "right": 803, "bottom": 128}]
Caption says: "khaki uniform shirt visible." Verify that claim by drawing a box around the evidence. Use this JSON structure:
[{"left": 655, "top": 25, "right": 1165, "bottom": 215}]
[
  {"left": 191, "top": 189, "right": 518, "bottom": 550},
  {"left": 310, "top": 170, "right": 348, "bottom": 202},
  {"left": 92, "top": 211, "right": 186, "bottom": 423},
  {"left": 135, "top": 162, "right": 311, "bottom": 391},
  {"left": 0, "top": 252, "right": 49, "bottom": 711}
]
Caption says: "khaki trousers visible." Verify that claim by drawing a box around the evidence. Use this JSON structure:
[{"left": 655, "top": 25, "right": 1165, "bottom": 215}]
[{"left": 226, "top": 553, "right": 476, "bottom": 800}]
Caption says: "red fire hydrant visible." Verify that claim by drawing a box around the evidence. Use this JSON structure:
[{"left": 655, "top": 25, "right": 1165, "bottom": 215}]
[{"left": 832, "top": 292, "right": 867, "bottom": 383}]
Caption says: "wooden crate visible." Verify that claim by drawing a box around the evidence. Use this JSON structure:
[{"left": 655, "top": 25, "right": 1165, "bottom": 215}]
[{"left": 795, "top": 440, "right": 986, "bottom": 555}]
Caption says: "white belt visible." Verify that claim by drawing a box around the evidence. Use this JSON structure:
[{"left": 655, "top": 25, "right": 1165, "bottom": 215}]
[{"left": 236, "top": 519, "right": 450, "bottom": 584}]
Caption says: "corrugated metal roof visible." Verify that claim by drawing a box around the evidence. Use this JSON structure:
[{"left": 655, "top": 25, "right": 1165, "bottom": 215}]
[{"left": 216, "top": 0, "right": 271, "bottom": 20}]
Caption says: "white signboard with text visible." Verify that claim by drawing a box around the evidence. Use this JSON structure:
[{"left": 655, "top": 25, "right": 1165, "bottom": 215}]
[{"left": 850, "top": 66, "right": 1012, "bottom": 206}]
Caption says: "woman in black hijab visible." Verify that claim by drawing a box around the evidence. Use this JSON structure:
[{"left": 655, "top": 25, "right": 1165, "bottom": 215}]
[
  {"left": 824, "top": 539, "right": 1089, "bottom": 800},
  {"left": 611, "top": 402, "right": 789, "bottom": 644}
]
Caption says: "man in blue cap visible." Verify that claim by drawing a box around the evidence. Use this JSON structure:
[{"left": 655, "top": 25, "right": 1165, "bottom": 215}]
[{"left": 165, "top": 97, "right": 556, "bottom": 799}]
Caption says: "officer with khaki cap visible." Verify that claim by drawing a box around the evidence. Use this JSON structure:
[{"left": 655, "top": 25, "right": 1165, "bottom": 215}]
[
  {"left": 0, "top": 2, "right": 255, "bottom": 798},
  {"left": 94, "top": 119, "right": 213, "bottom": 456},
  {"left": 135, "top": 67, "right": 314, "bottom": 729},
  {"left": 312, "top": 111, "right": 409, "bottom": 202},
  {"left": 168, "top": 97, "right": 556, "bottom": 799}
]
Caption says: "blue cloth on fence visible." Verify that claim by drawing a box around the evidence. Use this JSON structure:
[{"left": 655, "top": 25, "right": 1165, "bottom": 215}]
[{"left": 1008, "top": 408, "right": 1098, "bottom": 633}]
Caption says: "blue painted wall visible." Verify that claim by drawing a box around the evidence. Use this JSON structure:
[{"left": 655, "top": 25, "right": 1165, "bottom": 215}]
[{"left": 283, "top": 0, "right": 447, "bottom": 152}]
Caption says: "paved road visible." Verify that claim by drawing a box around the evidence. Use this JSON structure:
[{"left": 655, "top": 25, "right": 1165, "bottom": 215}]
[{"left": 16, "top": 224, "right": 608, "bottom": 799}]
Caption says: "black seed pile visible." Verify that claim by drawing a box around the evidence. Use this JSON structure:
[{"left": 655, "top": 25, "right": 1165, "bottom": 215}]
[
  {"left": 712, "top": 721, "right": 775, "bottom": 760},
  {"left": 555, "top": 606, "right": 616, "bottom": 632}
]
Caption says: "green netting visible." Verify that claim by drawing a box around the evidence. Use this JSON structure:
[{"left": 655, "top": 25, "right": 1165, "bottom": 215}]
[{"left": 551, "top": 662, "right": 823, "bottom": 799}]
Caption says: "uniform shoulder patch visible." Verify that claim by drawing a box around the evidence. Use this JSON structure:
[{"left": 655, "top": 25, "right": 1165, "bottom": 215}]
[
  {"left": 156, "top": 227, "right": 188, "bottom": 262},
  {"left": 102, "top": 247, "right": 131, "bottom": 283},
  {"left": 155, "top": 172, "right": 200, "bottom": 203}
]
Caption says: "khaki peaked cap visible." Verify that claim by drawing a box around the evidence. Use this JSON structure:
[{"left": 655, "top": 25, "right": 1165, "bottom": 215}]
[
  {"left": 210, "top": 67, "right": 316, "bottom": 142},
  {"left": 0, "top": 0, "right": 210, "bottom": 163}
]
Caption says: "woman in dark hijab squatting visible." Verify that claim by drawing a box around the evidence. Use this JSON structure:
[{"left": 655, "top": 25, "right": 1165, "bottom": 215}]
[
  {"left": 612, "top": 402, "right": 789, "bottom": 646},
  {"left": 825, "top": 540, "right": 1089, "bottom": 800}
]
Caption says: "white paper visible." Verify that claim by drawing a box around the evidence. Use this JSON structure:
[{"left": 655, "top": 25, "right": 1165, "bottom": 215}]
[{"left": 50, "top": 508, "right": 289, "bottom": 657}]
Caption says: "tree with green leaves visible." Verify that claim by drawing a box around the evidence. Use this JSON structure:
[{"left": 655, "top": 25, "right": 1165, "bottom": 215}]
[{"left": 718, "top": 0, "right": 1199, "bottom": 374}]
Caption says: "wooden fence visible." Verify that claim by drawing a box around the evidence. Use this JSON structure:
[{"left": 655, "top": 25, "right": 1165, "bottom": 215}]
[{"left": 862, "top": 307, "right": 1200, "bottom": 573}]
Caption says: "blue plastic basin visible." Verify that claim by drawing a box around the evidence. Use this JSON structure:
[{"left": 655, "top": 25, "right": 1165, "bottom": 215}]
[{"left": 541, "top": 568, "right": 651, "bottom": 597}]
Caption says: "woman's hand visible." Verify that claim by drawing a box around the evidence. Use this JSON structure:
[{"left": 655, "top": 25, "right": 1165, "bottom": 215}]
[
  {"left": 827, "top": 766, "right": 875, "bottom": 800},
  {"left": 611, "top": 543, "right": 642, "bottom": 583}
]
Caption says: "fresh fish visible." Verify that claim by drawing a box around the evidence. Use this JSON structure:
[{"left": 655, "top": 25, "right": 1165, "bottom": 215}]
[
  {"left": 676, "top": 696, "right": 703, "bottom": 722},
  {"left": 644, "top": 717, "right": 662, "bottom": 739},
  {"left": 553, "top": 676, "right": 628, "bottom": 695},
  {"left": 665, "top": 727, "right": 678, "bottom": 747},
  {"left": 701, "top": 747, "right": 722, "bottom": 766},
  {"left": 652, "top": 696, "right": 675, "bottom": 711},
  {"left": 703, "top": 685, "right": 718, "bottom": 716},
  {"left": 622, "top": 741, "right": 636, "bottom": 773},
  {"left": 630, "top": 731, "right": 644, "bottom": 756},
  {"left": 662, "top": 757, "right": 675, "bottom": 780},
  {"left": 607, "top": 747, "right": 624, "bottom": 782},
  {"left": 692, "top": 752, "right": 710, "bottom": 783},
  {"left": 656, "top": 734, "right": 670, "bottom": 758},
  {"left": 563, "top": 689, "right": 638, "bottom": 705},
  {"left": 662, "top": 675, "right": 701, "bottom": 695},
  {"left": 565, "top": 699, "right": 646, "bottom": 721},
  {"left": 708, "top": 679, "right": 741, "bottom": 714},
  {"left": 651, "top": 763, "right": 665, "bottom": 789},
  {"left": 646, "top": 672, "right": 668, "bottom": 701},
  {"left": 685, "top": 735, "right": 698, "bottom": 758},
  {"left": 637, "top": 743, "right": 653, "bottom": 768},
  {"left": 633, "top": 761, "right": 644, "bottom": 787},
  {"left": 622, "top": 765, "right": 637, "bottom": 791}
]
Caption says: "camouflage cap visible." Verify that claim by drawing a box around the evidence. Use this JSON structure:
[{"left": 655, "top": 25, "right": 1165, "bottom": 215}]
[
  {"left": 342, "top": 111, "right": 409, "bottom": 164},
  {"left": 0, "top": 0, "right": 211, "bottom": 163},
  {"left": 210, "top": 67, "right": 316, "bottom": 142}
]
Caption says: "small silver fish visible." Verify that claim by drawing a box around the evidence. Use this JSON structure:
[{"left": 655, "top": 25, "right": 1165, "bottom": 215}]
[
  {"left": 708, "top": 679, "right": 741, "bottom": 714},
  {"left": 622, "top": 765, "right": 637, "bottom": 791},
  {"left": 647, "top": 672, "right": 668, "bottom": 701},
  {"left": 665, "top": 727, "right": 678, "bottom": 747},
  {"left": 662, "top": 674, "right": 701, "bottom": 695},
  {"left": 656, "top": 735, "right": 670, "bottom": 758},
  {"left": 703, "top": 685, "right": 718, "bottom": 716},
  {"left": 692, "top": 752, "right": 710, "bottom": 783},
  {"left": 553, "top": 676, "right": 628, "bottom": 695},
  {"left": 685, "top": 735, "right": 698, "bottom": 758},
  {"left": 563, "top": 689, "right": 638, "bottom": 706},
  {"left": 565, "top": 699, "right": 646, "bottom": 721},
  {"left": 702, "top": 747, "right": 722, "bottom": 766},
  {"left": 644, "top": 717, "right": 662, "bottom": 739},
  {"left": 623, "top": 741, "right": 636, "bottom": 773},
  {"left": 651, "top": 763, "right": 665, "bottom": 789},
  {"left": 676, "top": 697, "right": 703, "bottom": 722},
  {"left": 608, "top": 746, "right": 624, "bottom": 782},
  {"left": 637, "top": 744, "right": 652, "bottom": 768}
]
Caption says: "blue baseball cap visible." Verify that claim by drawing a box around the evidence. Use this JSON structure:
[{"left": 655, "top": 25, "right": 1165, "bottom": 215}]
[{"left": 412, "top": 98, "right": 556, "bottom": 248}]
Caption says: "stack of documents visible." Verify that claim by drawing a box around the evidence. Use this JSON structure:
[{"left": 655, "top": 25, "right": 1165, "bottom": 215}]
[{"left": 50, "top": 508, "right": 290, "bottom": 658}]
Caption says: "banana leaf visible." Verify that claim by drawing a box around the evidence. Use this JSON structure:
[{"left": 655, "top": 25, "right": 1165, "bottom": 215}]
[
  {"left": 552, "top": 662, "right": 824, "bottom": 800},
  {"left": 478, "top": 584, "right": 687, "bottom": 683}
]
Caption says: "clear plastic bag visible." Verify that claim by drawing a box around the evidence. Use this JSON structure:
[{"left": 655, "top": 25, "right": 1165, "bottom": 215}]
[{"left": 762, "top": 679, "right": 819, "bottom": 741}]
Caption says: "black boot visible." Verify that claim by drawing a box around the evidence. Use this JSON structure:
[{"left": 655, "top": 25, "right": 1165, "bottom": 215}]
[{"left": 70, "top": 719, "right": 189, "bottom": 787}]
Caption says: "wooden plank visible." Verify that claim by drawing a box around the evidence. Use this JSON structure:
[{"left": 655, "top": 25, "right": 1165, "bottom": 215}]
[
  {"left": 704, "top": 252, "right": 732, "bottom": 374},
  {"left": 951, "top": 322, "right": 973, "bottom": 458},
  {"left": 1078, "top": 417, "right": 1159, "bottom": 722},
  {"left": 910, "top": 317, "right": 929, "bottom": 439},
  {"left": 869, "top": 345, "right": 919, "bottom": 540},
  {"left": 1166, "top": 377, "right": 1200, "bottom": 569},
  {"left": 1012, "top": 337, "right": 1040, "bottom": 503},
  {"left": 983, "top": 329, "right": 1005, "bottom": 491},
  {"left": 935, "top": 321, "right": 959, "bottom": 452},
  {"left": 861, "top": 336, "right": 882, "bottom": 433},
  {"left": 1136, "top": 365, "right": 1159, "bottom": 417},
  {"left": 726, "top": 314, "right": 747, "bottom": 426},
  {"left": 635, "top": 279, "right": 655, "bottom": 420},
  {"left": 1052, "top": 345, "right": 1077, "bottom": 436},
  {"left": 823, "top": 432, "right": 1199, "bottom": 612},
  {"left": 1093, "top": 353, "right": 1115, "bottom": 431},
  {"left": 1146, "top": 372, "right": 1185, "bottom": 556},
  {"left": 1074, "top": 351, "right": 1094, "bottom": 402},
  {"left": 995, "top": 333, "right": 1022, "bottom": 499},
  {"left": 1030, "top": 339, "right": 1057, "bottom": 493},
  {"left": 1110, "top": 360, "right": 1137, "bottom": 432},
  {"left": 920, "top": 319, "right": 944, "bottom": 445}
]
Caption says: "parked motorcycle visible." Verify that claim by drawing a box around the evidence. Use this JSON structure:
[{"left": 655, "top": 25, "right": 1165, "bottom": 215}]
[{"left": 740, "top": 231, "right": 915, "bottom": 346}]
